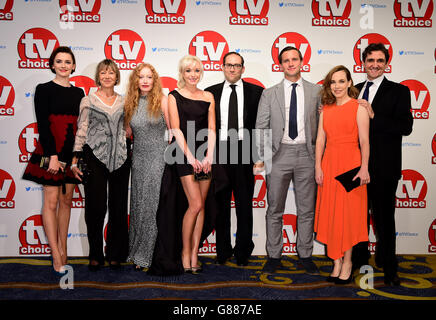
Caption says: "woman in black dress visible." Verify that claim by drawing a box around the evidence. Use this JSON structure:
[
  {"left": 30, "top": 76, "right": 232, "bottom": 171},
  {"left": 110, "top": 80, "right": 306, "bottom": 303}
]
[
  {"left": 148, "top": 55, "right": 215, "bottom": 275},
  {"left": 22, "top": 46, "right": 84, "bottom": 274}
]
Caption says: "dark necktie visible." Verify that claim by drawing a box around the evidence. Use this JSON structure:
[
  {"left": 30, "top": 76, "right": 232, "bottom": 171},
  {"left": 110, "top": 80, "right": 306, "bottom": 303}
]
[
  {"left": 228, "top": 84, "right": 238, "bottom": 131},
  {"left": 288, "top": 83, "right": 298, "bottom": 140},
  {"left": 362, "top": 81, "right": 373, "bottom": 101}
]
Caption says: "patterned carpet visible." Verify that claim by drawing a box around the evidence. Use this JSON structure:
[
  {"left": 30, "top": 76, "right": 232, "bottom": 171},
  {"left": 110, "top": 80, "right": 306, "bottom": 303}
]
[{"left": 0, "top": 255, "right": 435, "bottom": 301}]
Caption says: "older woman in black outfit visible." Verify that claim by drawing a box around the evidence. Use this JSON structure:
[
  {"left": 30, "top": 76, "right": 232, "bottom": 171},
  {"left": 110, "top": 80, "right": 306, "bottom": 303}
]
[{"left": 71, "top": 59, "right": 130, "bottom": 271}]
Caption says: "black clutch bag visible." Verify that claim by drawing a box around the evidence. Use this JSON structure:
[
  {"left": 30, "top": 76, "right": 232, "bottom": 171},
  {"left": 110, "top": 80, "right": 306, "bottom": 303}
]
[
  {"left": 40, "top": 156, "right": 66, "bottom": 170},
  {"left": 335, "top": 166, "right": 361, "bottom": 192},
  {"left": 194, "top": 170, "right": 212, "bottom": 181},
  {"left": 76, "top": 158, "right": 90, "bottom": 184}
]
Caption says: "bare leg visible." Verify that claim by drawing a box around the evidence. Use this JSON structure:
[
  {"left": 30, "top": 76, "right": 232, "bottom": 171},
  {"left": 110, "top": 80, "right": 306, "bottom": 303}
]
[
  {"left": 42, "top": 186, "right": 63, "bottom": 272},
  {"left": 180, "top": 175, "right": 203, "bottom": 270},
  {"left": 190, "top": 179, "right": 211, "bottom": 268},
  {"left": 57, "top": 183, "right": 75, "bottom": 265},
  {"left": 339, "top": 249, "right": 353, "bottom": 280}
]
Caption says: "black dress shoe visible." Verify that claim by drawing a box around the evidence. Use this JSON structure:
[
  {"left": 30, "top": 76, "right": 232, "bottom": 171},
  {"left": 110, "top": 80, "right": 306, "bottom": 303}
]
[
  {"left": 236, "top": 258, "right": 249, "bottom": 266},
  {"left": 214, "top": 256, "right": 231, "bottom": 265},
  {"left": 298, "top": 257, "right": 319, "bottom": 275},
  {"left": 384, "top": 274, "right": 401, "bottom": 286},
  {"left": 262, "top": 258, "right": 282, "bottom": 274}
]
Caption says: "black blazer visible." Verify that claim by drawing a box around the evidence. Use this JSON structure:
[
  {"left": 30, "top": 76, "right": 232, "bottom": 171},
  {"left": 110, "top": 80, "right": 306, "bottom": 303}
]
[
  {"left": 356, "top": 77, "right": 413, "bottom": 181},
  {"left": 205, "top": 80, "right": 264, "bottom": 164}
]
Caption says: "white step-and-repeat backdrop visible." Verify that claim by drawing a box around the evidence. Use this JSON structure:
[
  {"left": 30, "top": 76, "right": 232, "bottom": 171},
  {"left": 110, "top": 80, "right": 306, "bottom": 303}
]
[{"left": 0, "top": 0, "right": 435, "bottom": 257}]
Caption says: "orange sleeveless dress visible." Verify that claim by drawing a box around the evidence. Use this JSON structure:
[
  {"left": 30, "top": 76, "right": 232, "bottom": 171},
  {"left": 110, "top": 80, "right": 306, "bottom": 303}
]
[{"left": 314, "top": 99, "right": 368, "bottom": 260}]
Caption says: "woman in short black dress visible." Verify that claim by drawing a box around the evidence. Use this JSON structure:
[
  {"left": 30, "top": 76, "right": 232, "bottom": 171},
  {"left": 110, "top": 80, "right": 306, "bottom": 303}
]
[{"left": 22, "top": 46, "right": 84, "bottom": 274}]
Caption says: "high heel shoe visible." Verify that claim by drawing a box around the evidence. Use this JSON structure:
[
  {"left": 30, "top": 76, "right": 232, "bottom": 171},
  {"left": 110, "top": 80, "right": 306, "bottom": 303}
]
[
  {"left": 335, "top": 273, "right": 353, "bottom": 285},
  {"left": 184, "top": 267, "right": 193, "bottom": 274},
  {"left": 326, "top": 275, "right": 338, "bottom": 283}
]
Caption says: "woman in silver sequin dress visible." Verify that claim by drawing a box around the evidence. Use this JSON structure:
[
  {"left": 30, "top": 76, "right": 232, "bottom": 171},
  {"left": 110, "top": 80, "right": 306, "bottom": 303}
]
[{"left": 124, "top": 63, "right": 170, "bottom": 270}]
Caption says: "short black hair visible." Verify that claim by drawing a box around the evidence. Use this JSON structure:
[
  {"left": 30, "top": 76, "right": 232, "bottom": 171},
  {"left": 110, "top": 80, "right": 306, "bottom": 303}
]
[
  {"left": 278, "top": 46, "right": 303, "bottom": 64},
  {"left": 362, "top": 43, "right": 390, "bottom": 63},
  {"left": 222, "top": 51, "right": 244, "bottom": 66},
  {"left": 49, "top": 46, "right": 76, "bottom": 74}
]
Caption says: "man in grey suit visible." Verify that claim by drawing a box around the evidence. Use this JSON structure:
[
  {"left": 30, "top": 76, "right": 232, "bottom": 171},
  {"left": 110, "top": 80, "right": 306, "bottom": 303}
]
[{"left": 255, "top": 46, "right": 321, "bottom": 274}]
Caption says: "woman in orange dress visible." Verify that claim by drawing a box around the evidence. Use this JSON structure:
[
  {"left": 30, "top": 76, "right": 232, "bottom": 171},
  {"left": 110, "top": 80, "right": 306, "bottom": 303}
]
[{"left": 314, "top": 65, "right": 370, "bottom": 284}]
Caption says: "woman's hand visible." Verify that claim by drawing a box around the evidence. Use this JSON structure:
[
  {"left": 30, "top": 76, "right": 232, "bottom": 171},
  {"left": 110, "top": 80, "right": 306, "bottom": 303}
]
[
  {"left": 315, "top": 166, "right": 323, "bottom": 185},
  {"left": 357, "top": 99, "right": 374, "bottom": 119},
  {"left": 253, "top": 161, "right": 265, "bottom": 175},
  {"left": 71, "top": 165, "right": 83, "bottom": 182},
  {"left": 187, "top": 154, "right": 202, "bottom": 173},
  {"left": 201, "top": 156, "right": 212, "bottom": 174},
  {"left": 48, "top": 155, "right": 63, "bottom": 175},
  {"left": 353, "top": 167, "right": 370, "bottom": 186}
]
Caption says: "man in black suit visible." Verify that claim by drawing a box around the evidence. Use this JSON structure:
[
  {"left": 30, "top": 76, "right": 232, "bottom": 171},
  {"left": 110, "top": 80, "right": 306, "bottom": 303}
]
[
  {"left": 205, "top": 52, "right": 263, "bottom": 266},
  {"left": 353, "top": 43, "right": 413, "bottom": 286}
]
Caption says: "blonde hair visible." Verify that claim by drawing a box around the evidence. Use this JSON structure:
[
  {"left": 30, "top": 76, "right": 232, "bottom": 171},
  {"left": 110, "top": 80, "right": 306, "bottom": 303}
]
[
  {"left": 177, "top": 55, "right": 203, "bottom": 89},
  {"left": 321, "top": 65, "right": 359, "bottom": 105},
  {"left": 94, "top": 59, "right": 120, "bottom": 86},
  {"left": 124, "top": 63, "right": 163, "bottom": 126}
]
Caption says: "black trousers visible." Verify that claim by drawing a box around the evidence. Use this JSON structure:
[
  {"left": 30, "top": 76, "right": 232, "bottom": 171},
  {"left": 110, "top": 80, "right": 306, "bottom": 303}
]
[
  {"left": 215, "top": 141, "right": 255, "bottom": 261},
  {"left": 353, "top": 176, "right": 399, "bottom": 277},
  {"left": 83, "top": 147, "right": 130, "bottom": 264}
]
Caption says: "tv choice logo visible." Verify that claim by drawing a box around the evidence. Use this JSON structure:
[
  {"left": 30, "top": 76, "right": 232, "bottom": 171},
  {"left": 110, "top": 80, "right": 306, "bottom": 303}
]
[
  {"left": 311, "top": 0, "right": 352, "bottom": 27},
  {"left": 72, "top": 184, "right": 85, "bottom": 208},
  {"left": 429, "top": 132, "right": 436, "bottom": 159},
  {"left": 59, "top": 0, "right": 101, "bottom": 23},
  {"left": 393, "top": 0, "right": 433, "bottom": 27},
  {"left": 70, "top": 75, "right": 97, "bottom": 96},
  {"left": 396, "top": 169, "right": 427, "bottom": 208},
  {"left": 160, "top": 76, "right": 178, "bottom": 96},
  {"left": 17, "top": 28, "right": 60, "bottom": 69},
  {"left": 0, "top": 169, "right": 15, "bottom": 209},
  {"left": 242, "top": 77, "right": 265, "bottom": 88},
  {"left": 0, "top": 0, "right": 13, "bottom": 20},
  {"left": 0, "top": 75, "right": 15, "bottom": 116},
  {"left": 199, "top": 230, "right": 216, "bottom": 254},
  {"left": 188, "top": 31, "right": 229, "bottom": 71},
  {"left": 283, "top": 214, "right": 297, "bottom": 254},
  {"left": 428, "top": 219, "right": 436, "bottom": 252},
  {"left": 104, "top": 29, "right": 146, "bottom": 70},
  {"left": 19, "top": 214, "right": 51, "bottom": 255},
  {"left": 400, "top": 79, "right": 430, "bottom": 120},
  {"left": 229, "top": 0, "right": 269, "bottom": 26},
  {"left": 271, "top": 32, "right": 312, "bottom": 72},
  {"left": 145, "top": 0, "right": 186, "bottom": 24},
  {"left": 18, "top": 122, "right": 39, "bottom": 163},
  {"left": 353, "top": 33, "right": 392, "bottom": 73},
  {"left": 368, "top": 213, "right": 376, "bottom": 253},
  {"left": 230, "top": 174, "right": 266, "bottom": 208}
]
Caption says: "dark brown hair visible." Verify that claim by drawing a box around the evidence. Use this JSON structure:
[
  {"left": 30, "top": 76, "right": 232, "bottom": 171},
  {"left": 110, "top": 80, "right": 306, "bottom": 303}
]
[{"left": 49, "top": 46, "right": 76, "bottom": 74}]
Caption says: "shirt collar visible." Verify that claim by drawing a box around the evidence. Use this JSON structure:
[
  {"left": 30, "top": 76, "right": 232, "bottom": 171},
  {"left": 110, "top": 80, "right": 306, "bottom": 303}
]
[
  {"left": 224, "top": 79, "right": 243, "bottom": 89},
  {"left": 284, "top": 77, "right": 303, "bottom": 88},
  {"left": 366, "top": 75, "right": 384, "bottom": 87}
]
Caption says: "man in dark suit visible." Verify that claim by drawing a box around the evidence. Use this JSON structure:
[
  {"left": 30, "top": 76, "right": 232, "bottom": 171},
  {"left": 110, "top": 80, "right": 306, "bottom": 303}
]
[
  {"left": 205, "top": 52, "right": 264, "bottom": 266},
  {"left": 353, "top": 43, "right": 413, "bottom": 286}
]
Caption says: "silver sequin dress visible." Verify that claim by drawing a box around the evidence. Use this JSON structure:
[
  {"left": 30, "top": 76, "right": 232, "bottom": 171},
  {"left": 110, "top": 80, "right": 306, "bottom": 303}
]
[{"left": 127, "top": 96, "right": 167, "bottom": 268}]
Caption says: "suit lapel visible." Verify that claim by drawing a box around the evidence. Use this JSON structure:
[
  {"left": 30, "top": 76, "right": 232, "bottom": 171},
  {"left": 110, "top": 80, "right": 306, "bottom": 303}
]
[
  {"left": 214, "top": 82, "right": 225, "bottom": 129},
  {"left": 242, "top": 80, "right": 250, "bottom": 124},
  {"left": 275, "top": 80, "right": 286, "bottom": 122},
  {"left": 371, "top": 77, "right": 390, "bottom": 110}
]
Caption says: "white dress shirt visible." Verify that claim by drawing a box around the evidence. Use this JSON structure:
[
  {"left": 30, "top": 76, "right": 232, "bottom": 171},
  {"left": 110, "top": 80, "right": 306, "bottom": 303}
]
[
  {"left": 358, "top": 75, "right": 385, "bottom": 104},
  {"left": 219, "top": 79, "right": 245, "bottom": 141},
  {"left": 282, "top": 77, "right": 306, "bottom": 144}
]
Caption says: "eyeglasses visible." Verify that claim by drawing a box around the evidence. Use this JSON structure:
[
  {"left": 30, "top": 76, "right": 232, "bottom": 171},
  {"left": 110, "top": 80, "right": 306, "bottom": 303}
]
[{"left": 223, "top": 63, "right": 243, "bottom": 70}]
